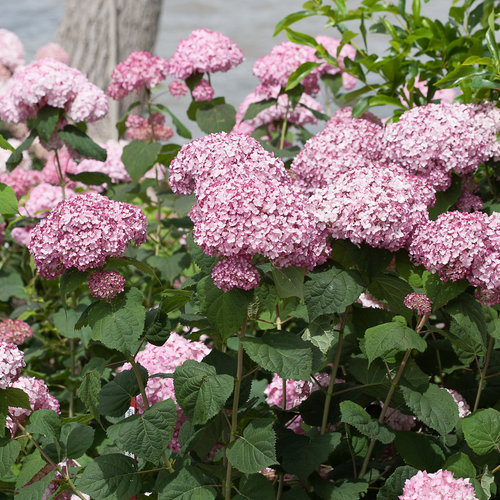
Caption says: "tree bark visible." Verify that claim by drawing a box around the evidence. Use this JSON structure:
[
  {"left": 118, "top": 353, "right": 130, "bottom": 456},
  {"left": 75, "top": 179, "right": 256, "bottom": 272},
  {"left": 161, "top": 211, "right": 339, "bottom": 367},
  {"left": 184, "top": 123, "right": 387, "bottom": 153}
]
[{"left": 56, "top": 0, "right": 163, "bottom": 139}]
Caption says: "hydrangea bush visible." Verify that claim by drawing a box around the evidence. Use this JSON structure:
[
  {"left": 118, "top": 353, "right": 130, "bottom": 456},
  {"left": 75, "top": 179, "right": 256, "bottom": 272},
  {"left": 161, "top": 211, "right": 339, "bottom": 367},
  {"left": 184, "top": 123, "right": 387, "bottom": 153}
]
[{"left": 0, "top": 1, "right": 499, "bottom": 499}]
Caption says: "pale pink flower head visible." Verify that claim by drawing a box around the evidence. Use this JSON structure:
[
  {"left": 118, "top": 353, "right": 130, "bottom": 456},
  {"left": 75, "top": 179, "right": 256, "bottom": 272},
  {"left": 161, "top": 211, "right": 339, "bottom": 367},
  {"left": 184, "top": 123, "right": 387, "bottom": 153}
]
[
  {"left": 0, "top": 29, "right": 25, "bottom": 72},
  {"left": 211, "top": 255, "right": 260, "bottom": 292},
  {"left": 400, "top": 469, "right": 477, "bottom": 500},
  {"left": 0, "top": 167, "right": 42, "bottom": 197},
  {"left": 11, "top": 226, "right": 34, "bottom": 247},
  {"left": 36, "top": 42, "right": 70, "bottom": 64},
  {"left": 445, "top": 388, "right": 471, "bottom": 418},
  {"left": 108, "top": 51, "right": 169, "bottom": 100},
  {"left": 191, "top": 78, "right": 214, "bottom": 101},
  {"left": 20, "top": 183, "right": 76, "bottom": 219},
  {"left": 0, "top": 58, "right": 108, "bottom": 124},
  {"left": 168, "top": 28, "right": 244, "bottom": 80},
  {"left": 27, "top": 192, "right": 147, "bottom": 279},
  {"left": 125, "top": 112, "right": 173, "bottom": 141},
  {"left": 403, "top": 293, "right": 432, "bottom": 315},
  {"left": 0, "top": 341, "right": 25, "bottom": 389},
  {"left": 402, "top": 77, "right": 457, "bottom": 104},
  {"left": 0, "top": 319, "right": 33, "bottom": 345},
  {"left": 88, "top": 270, "right": 126, "bottom": 302},
  {"left": 42, "top": 149, "right": 78, "bottom": 186},
  {"left": 169, "top": 80, "right": 188, "bottom": 97}
]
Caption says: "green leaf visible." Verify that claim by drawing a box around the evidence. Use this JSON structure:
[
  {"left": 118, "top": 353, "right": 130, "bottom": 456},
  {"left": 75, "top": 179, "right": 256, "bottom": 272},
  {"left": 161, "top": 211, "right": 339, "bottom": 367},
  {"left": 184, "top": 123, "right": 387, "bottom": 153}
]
[
  {"left": 340, "top": 401, "right": 395, "bottom": 444},
  {"left": 174, "top": 361, "right": 233, "bottom": 425},
  {"left": 226, "top": 419, "right": 277, "bottom": 474},
  {"left": 304, "top": 266, "right": 364, "bottom": 321},
  {"left": 241, "top": 332, "right": 314, "bottom": 381},
  {"left": 443, "top": 452, "right": 476, "bottom": 479},
  {"left": 156, "top": 103, "right": 192, "bottom": 139},
  {"left": 364, "top": 321, "right": 427, "bottom": 365},
  {"left": 377, "top": 465, "right": 418, "bottom": 500},
  {"left": 197, "top": 276, "right": 252, "bottom": 340},
  {"left": 0, "top": 182, "right": 18, "bottom": 216},
  {"left": 321, "top": 481, "right": 369, "bottom": 500},
  {"left": 286, "top": 61, "right": 321, "bottom": 91},
  {"left": 108, "top": 399, "right": 177, "bottom": 463},
  {"left": 148, "top": 253, "right": 191, "bottom": 283},
  {"left": 0, "top": 271, "right": 27, "bottom": 301},
  {"left": 0, "top": 438, "right": 20, "bottom": 476},
  {"left": 16, "top": 471, "right": 55, "bottom": 500},
  {"left": 196, "top": 103, "right": 236, "bottom": 133},
  {"left": 66, "top": 171, "right": 113, "bottom": 186},
  {"left": 0, "top": 133, "right": 15, "bottom": 152},
  {"left": 243, "top": 99, "right": 277, "bottom": 121},
  {"left": 3, "top": 387, "right": 31, "bottom": 409},
  {"left": 422, "top": 271, "right": 468, "bottom": 310},
  {"left": 234, "top": 474, "right": 275, "bottom": 500},
  {"left": 6, "top": 130, "right": 36, "bottom": 171},
  {"left": 187, "top": 232, "right": 218, "bottom": 273},
  {"left": 98, "top": 365, "right": 148, "bottom": 417},
  {"left": 158, "top": 466, "right": 216, "bottom": 500},
  {"left": 369, "top": 95, "right": 406, "bottom": 108},
  {"left": 301, "top": 318, "right": 336, "bottom": 354},
  {"left": 26, "top": 409, "right": 61, "bottom": 440},
  {"left": 368, "top": 274, "right": 415, "bottom": 322},
  {"left": 279, "top": 429, "right": 341, "bottom": 478},
  {"left": 78, "top": 370, "right": 101, "bottom": 421},
  {"left": 52, "top": 306, "right": 92, "bottom": 346},
  {"left": 285, "top": 28, "right": 318, "bottom": 49},
  {"left": 31, "top": 106, "right": 61, "bottom": 142},
  {"left": 121, "top": 140, "right": 162, "bottom": 182},
  {"left": 58, "top": 124, "right": 107, "bottom": 160},
  {"left": 76, "top": 454, "right": 140, "bottom": 499},
  {"left": 15, "top": 451, "right": 45, "bottom": 489},
  {"left": 60, "top": 268, "right": 87, "bottom": 309},
  {"left": 401, "top": 384, "right": 459, "bottom": 435},
  {"left": 60, "top": 422, "right": 95, "bottom": 459},
  {"left": 428, "top": 174, "right": 462, "bottom": 220},
  {"left": 462, "top": 408, "right": 500, "bottom": 455},
  {"left": 88, "top": 287, "right": 145, "bottom": 354},
  {"left": 107, "top": 256, "right": 161, "bottom": 283},
  {"left": 160, "top": 289, "right": 193, "bottom": 314},
  {"left": 394, "top": 431, "right": 445, "bottom": 471},
  {"left": 274, "top": 10, "right": 318, "bottom": 35},
  {"left": 271, "top": 266, "right": 305, "bottom": 300}
]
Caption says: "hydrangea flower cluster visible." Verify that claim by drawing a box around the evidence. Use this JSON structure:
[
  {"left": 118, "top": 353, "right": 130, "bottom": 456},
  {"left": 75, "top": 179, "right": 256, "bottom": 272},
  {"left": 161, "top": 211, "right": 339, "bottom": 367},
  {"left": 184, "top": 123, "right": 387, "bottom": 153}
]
[
  {"left": 309, "top": 163, "right": 435, "bottom": 252},
  {"left": 0, "top": 167, "right": 42, "bottom": 197},
  {"left": 41, "top": 149, "right": 78, "bottom": 187},
  {"left": 191, "top": 78, "right": 214, "bottom": 101},
  {"left": 399, "top": 469, "right": 477, "bottom": 500},
  {"left": 211, "top": 255, "right": 260, "bottom": 292},
  {"left": 403, "top": 293, "right": 433, "bottom": 315},
  {"left": 20, "top": 183, "right": 76, "bottom": 218},
  {"left": 384, "top": 406, "right": 416, "bottom": 431},
  {"left": 28, "top": 192, "right": 147, "bottom": 279},
  {"left": 88, "top": 270, "right": 126, "bottom": 301},
  {"left": 169, "top": 80, "right": 188, "bottom": 97},
  {"left": 445, "top": 388, "right": 471, "bottom": 418},
  {"left": 0, "top": 341, "right": 25, "bottom": 389},
  {"left": 409, "top": 211, "right": 500, "bottom": 304},
  {"left": 168, "top": 28, "right": 244, "bottom": 80},
  {"left": 290, "top": 107, "right": 383, "bottom": 193},
  {"left": 0, "top": 29, "right": 25, "bottom": 73},
  {"left": 0, "top": 58, "right": 109, "bottom": 124},
  {"left": 0, "top": 318, "right": 33, "bottom": 345},
  {"left": 35, "top": 42, "right": 70, "bottom": 64},
  {"left": 125, "top": 113, "right": 174, "bottom": 141},
  {"left": 107, "top": 51, "right": 169, "bottom": 100}
]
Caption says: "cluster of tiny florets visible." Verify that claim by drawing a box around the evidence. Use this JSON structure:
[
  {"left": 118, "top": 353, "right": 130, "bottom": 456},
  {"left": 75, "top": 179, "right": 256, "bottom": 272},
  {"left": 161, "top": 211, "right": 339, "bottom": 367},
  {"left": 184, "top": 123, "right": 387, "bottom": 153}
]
[
  {"left": 0, "top": 29, "right": 25, "bottom": 72},
  {"left": 399, "top": 469, "right": 477, "bottom": 500},
  {"left": 0, "top": 341, "right": 25, "bottom": 389},
  {"left": 0, "top": 319, "right": 33, "bottom": 345},
  {"left": 0, "top": 167, "right": 42, "bottom": 197},
  {"left": 20, "top": 183, "right": 76, "bottom": 218},
  {"left": 445, "top": 388, "right": 471, "bottom": 418},
  {"left": 88, "top": 270, "right": 126, "bottom": 301},
  {"left": 191, "top": 78, "right": 214, "bottom": 101},
  {"left": 107, "top": 51, "right": 169, "bottom": 100},
  {"left": 403, "top": 293, "right": 433, "bottom": 315},
  {"left": 168, "top": 80, "right": 188, "bottom": 97},
  {"left": 0, "top": 58, "right": 108, "bottom": 124},
  {"left": 168, "top": 28, "right": 244, "bottom": 80},
  {"left": 35, "top": 42, "right": 70, "bottom": 64},
  {"left": 125, "top": 113, "right": 174, "bottom": 141},
  {"left": 28, "top": 192, "right": 147, "bottom": 279},
  {"left": 211, "top": 255, "right": 260, "bottom": 292}
]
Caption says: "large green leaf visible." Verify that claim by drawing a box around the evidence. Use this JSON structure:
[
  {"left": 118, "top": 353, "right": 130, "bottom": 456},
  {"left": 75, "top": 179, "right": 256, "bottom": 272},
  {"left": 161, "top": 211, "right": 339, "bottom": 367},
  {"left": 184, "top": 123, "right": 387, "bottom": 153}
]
[
  {"left": 30, "top": 105, "right": 61, "bottom": 142},
  {"left": 158, "top": 466, "right": 216, "bottom": 500},
  {"left": 376, "top": 465, "right": 418, "bottom": 500},
  {"left": 304, "top": 266, "right": 364, "bottom": 321},
  {"left": 226, "top": 419, "right": 277, "bottom": 474},
  {"left": 78, "top": 370, "right": 101, "bottom": 422},
  {"left": 107, "top": 399, "right": 177, "bottom": 463},
  {"left": 242, "top": 99, "right": 277, "bottom": 121},
  {"left": 0, "top": 271, "right": 27, "bottom": 301},
  {"left": 60, "top": 422, "right": 95, "bottom": 459},
  {"left": 88, "top": 287, "right": 145, "bottom": 354},
  {"left": 368, "top": 274, "right": 414, "bottom": 322},
  {"left": 241, "top": 332, "right": 314, "bottom": 381},
  {"left": 0, "top": 182, "right": 18, "bottom": 216},
  {"left": 174, "top": 361, "right": 233, "bottom": 425},
  {"left": 121, "top": 140, "right": 162, "bottom": 182},
  {"left": 25, "top": 410, "right": 61, "bottom": 440},
  {"left": 196, "top": 103, "right": 236, "bottom": 133},
  {"left": 422, "top": 271, "right": 468, "bottom": 310},
  {"left": 443, "top": 452, "right": 477, "bottom": 479},
  {"left": 462, "top": 408, "right": 500, "bottom": 455},
  {"left": 394, "top": 431, "right": 445, "bottom": 471},
  {"left": 233, "top": 474, "right": 275, "bottom": 500},
  {"left": 0, "top": 438, "right": 20, "bottom": 476},
  {"left": 58, "top": 125, "right": 107, "bottom": 160},
  {"left": 16, "top": 471, "right": 55, "bottom": 500},
  {"left": 401, "top": 384, "right": 459, "bottom": 435},
  {"left": 271, "top": 266, "right": 305, "bottom": 300}
]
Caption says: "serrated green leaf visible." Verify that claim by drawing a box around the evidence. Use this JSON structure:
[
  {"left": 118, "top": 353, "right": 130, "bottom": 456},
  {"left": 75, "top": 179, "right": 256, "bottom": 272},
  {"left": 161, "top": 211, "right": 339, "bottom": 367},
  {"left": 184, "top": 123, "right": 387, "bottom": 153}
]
[
  {"left": 15, "top": 451, "right": 45, "bottom": 489},
  {"left": 340, "top": 401, "right": 395, "bottom": 444},
  {"left": 368, "top": 274, "right": 414, "bottom": 322},
  {"left": 422, "top": 271, "right": 468, "bottom": 310},
  {"left": 0, "top": 182, "right": 18, "bottom": 216},
  {"left": 52, "top": 306, "right": 92, "bottom": 346},
  {"left": 58, "top": 125, "right": 107, "bottom": 161},
  {"left": 3, "top": 387, "right": 31, "bottom": 409},
  {"left": 77, "top": 370, "right": 101, "bottom": 422},
  {"left": 0, "top": 271, "right": 27, "bottom": 301},
  {"left": 158, "top": 466, "right": 216, "bottom": 500},
  {"left": 443, "top": 452, "right": 476, "bottom": 479},
  {"left": 271, "top": 266, "right": 305, "bottom": 300},
  {"left": 401, "top": 384, "right": 459, "bottom": 435},
  {"left": 226, "top": 419, "right": 277, "bottom": 474},
  {"left": 321, "top": 480, "right": 369, "bottom": 500},
  {"left": 16, "top": 470, "right": 55, "bottom": 500},
  {"left": 394, "top": 431, "right": 445, "bottom": 471},
  {"left": 233, "top": 473, "right": 275, "bottom": 500},
  {"left": 196, "top": 103, "right": 236, "bottom": 134},
  {"left": 26, "top": 409, "right": 61, "bottom": 440},
  {"left": 377, "top": 465, "right": 418, "bottom": 500},
  {"left": 462, "top": 408, "right": 500, "bottom": 455},
  {"left": 0, "top": 438, "right": 20, "bottom": 476},
  {"left": 174, "top": 361, "right": 233, "bottom": 425},
  {"left": 76, "top": 454, "right": 140, "bottom": 499},
  {"left": 242, "top": 99, "right": 277, "bottom": 121},
  {"left": 121, "top": 140, "right": 162, "bottom": 182},
  {"left": 304, "top": 266, "right": 363, "bottom": 321},
  {"left": 108, "top": 399, "right": 177, "bottom": 463},
  {"left": 241, "top": 332, "right": 314, "bottom": 381},
  {"left": 59, "top": 268, "right": 87, "bottom": 309},
  {"left": 59, "top": 422, "right": 94, "bottom": 459}
]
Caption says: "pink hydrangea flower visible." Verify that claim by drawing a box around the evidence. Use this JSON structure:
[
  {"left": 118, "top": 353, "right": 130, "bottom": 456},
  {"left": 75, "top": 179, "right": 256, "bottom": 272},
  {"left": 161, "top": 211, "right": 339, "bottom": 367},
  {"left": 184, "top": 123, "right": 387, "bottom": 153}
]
[
  {"left": 191, "top": 78, "right": 214, "bottom": 101},
  {"left": 0, "top": 167, "right": 42, "bottom": 197},
  {"left": 402, "top": 77, "right": 456, "bottom": 104},
  {"left": 88, "top": 270, "right": 126, "bottom": 301},
  {"left": 11, "top": 226, "right": 34, "bottom": 247},
  {"left": 41, "top": 149, "right": 78, "bottom": 186},
  {"left": 400, "top": 469, "right": 477, "bottom": 500},
  {"left": 20, "top": 183, "right": 76, "bottom": 218},
  {"left": 35, "top": 42, "right": 70, "bottom": 64},
  {"left": 125, "top": 113, "right": 174, "bottom": 141},
  {"left": 168, "top": 28, "right": 243, "bottom": 80},
  {"left": 211, "top": 255, "right": 260, "bottom": 292},
  {"left": 0, "top": 319, "right": 33, "bottom": 345},
  {"left": 169, "top": 80, "right": 188, "bottom": 97},
  {"left": 28, "top": 192, "right": 147, "bottom": 279},
  {"left": 0, "top": 341, "right": 25, "bottom": 389},
  {"left": 0, "top": 29, "right": 25, "bottom": 72},
  {"left": 445, "top": 388, "right": 471, "bottom": 418},
  {"left": 403, "top": 293, "right": 432, "bottom": 315},
  {"left": 108, "top": 51, "right": 168, "bottom": 100}
]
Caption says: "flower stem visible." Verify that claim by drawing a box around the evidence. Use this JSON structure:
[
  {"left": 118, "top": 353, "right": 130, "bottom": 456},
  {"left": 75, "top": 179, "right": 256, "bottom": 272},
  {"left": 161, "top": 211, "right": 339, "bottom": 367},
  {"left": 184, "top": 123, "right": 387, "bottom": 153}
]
[
  {"left": 474, "top": 336, "right": 495, "bottom": 412},
  {"left": 130, "top": 356, "right": 150, "bottom": 409},
  {"left": 279, "top": 101, "right": 290, "bottom": 150},
  {"left": 54, "top": 149, "right": 66, "bottom": 200}
]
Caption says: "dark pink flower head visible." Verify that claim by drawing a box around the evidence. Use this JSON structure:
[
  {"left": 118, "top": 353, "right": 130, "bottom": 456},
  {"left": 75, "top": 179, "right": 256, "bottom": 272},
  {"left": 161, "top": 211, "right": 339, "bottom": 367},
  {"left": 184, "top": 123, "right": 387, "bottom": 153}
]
[
  {"left": 403, "top": 293, "right": 432, "bottom": 315},
  {"left": 125, "top": 113, "right": 173, "bottom": 141},
  {"left": 169, "top": 80, "right": 188, "bottom": 97},
  {"left": 309, "top": 162, "right": 435, "bottom": 252},
  {"left": 89, "top": 270, "right": 126, "bottom": 302},
  {"left": 35, "top": 42, "right": 70, "bottom": 64},
  {"left": 27, "top": 192, "right": 147, "bottom": 279},
  {"left": 291, "top": 107, "right": 383, "bottom": 194},
  {"left": 400, "top": 469, "right": 477, "bottom": 500},
  {"left": 191, "top": 78, "right": 214, "bottom": 101},
  {"left": 108, "top": 51, "right": 169, "bottom": 100},
  {"left": 168, "top": 28, "right": 244, "bottom": 80},
  {"left": 0, "top": 319, "right": 33, "bottom": 345},
  {"left": 211, "top": 255, "right": 260, "bottom": 292},
  {"left": 0, "top": 58, "right": 108, "bottom": 124},
  {"left": 0, "top": 341, "right": 25, "bottom": 389},
  {"left": 0, "top": 29, "right": 25, "bottom": 72}
]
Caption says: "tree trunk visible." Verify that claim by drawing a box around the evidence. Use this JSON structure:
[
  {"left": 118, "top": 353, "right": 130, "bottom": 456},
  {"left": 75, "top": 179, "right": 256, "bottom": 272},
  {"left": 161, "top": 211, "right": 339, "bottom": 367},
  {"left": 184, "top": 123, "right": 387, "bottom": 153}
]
[{"left": 56, "top": 0, "right": 163, "bottom": 139}]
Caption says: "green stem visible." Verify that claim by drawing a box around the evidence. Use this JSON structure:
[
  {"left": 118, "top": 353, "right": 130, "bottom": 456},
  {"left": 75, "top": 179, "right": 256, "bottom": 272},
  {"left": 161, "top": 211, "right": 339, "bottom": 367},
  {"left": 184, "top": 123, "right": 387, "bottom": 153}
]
[
  {"left": 474, "top": 336, "right": 495, "bottom": 412},
  {"left": 224, "top": 317, "right": 248, "bottom": 500},
  {"left": 276, "top": 473, "right": 284, "bottom": 500},
  {"left": 69, "top": 339, "right": 75, "bottom": 418},
  {"left": 130, "top": 356, "right": 150, "bottom": 409},
  {"left": 54, "top": 149, "right": 66, "bottom": 200},
  {"left": 279, "top": 102, "right": 290, "bottom": 150}
]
